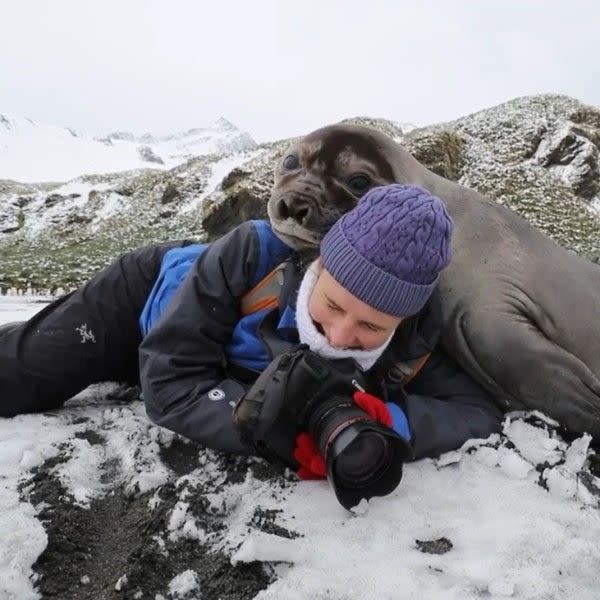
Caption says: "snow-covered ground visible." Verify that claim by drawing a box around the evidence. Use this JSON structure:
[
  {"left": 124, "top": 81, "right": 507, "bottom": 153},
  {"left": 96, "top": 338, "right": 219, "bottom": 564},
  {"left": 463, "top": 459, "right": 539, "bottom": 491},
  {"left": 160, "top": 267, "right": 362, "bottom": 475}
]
[
  {"left": 0, "top": 296, "right": 50, "bottom": 322},
  {"left": 2, "top": 297, "right": 600, "bottom": 600}
]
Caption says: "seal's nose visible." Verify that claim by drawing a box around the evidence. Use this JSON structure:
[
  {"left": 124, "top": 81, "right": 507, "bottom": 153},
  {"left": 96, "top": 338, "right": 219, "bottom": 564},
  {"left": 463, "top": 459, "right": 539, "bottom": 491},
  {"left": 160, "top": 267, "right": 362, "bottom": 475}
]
[{"left": 277, "top": 197, "right": 313, "bottom": 227}]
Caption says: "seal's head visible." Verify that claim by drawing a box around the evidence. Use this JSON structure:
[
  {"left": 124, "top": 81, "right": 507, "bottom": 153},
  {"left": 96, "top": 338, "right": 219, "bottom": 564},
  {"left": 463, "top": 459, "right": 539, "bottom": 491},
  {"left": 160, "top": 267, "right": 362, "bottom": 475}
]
[{"left": 268, "top": 124, "right": 422, "bottom": 249}]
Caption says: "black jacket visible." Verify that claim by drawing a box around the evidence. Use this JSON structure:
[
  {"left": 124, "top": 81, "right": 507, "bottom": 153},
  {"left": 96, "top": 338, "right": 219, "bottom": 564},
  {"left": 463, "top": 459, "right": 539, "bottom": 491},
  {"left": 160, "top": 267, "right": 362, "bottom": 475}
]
[{"left": 139, "top": 221, "right": 503, "bottom": 460}]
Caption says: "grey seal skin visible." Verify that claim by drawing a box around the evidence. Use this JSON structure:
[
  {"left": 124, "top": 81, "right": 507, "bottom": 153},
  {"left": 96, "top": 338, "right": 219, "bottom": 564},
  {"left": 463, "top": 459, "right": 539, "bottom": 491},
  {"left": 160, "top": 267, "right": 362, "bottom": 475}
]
[{"left": 267, "top": 124, "right": 600, "bottom": 439}]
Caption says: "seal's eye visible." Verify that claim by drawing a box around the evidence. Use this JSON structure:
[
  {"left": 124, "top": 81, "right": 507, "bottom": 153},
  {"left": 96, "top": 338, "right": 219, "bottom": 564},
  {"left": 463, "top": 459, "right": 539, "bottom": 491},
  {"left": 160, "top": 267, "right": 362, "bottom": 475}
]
[
  {"left": 347, "top": 174, "right": 371, "bottom": 194},
  {"left": 283, "top": 155, "right": 300, "bottom": 170}
]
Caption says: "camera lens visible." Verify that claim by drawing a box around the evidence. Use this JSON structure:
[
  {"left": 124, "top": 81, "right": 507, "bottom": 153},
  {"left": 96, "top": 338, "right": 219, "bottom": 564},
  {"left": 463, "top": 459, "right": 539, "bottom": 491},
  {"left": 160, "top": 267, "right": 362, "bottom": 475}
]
[
  {"left": 333, "top": 431, "right": 393, "bottom": 489},
  {"left": 307, "top": 396, "right": 412, "bottom": 510}
]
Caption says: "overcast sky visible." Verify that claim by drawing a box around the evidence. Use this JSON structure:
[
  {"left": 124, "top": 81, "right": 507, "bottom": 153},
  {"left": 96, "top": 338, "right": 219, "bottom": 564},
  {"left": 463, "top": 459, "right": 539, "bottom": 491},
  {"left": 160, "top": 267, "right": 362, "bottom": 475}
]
[{"left": 1, "top": 0, "right": 598, "bottom": 143}]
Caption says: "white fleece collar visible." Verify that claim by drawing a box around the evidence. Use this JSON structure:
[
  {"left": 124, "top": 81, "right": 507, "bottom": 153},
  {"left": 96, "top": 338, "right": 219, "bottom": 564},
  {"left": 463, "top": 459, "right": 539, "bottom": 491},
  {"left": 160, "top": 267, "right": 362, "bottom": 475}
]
[{"left": 294, "top": 260, "right": 394, "bottom": 371}]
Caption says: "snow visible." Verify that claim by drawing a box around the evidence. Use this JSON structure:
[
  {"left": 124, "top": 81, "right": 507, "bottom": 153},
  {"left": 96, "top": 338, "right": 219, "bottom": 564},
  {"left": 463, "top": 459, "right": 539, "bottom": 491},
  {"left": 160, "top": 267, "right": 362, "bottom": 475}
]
[
  {"left": 91, "top": 192, "right": 126, "bottom": 227},
  {"left": 504, "top": 419, "right": 564, "bottom": 466},
  {"left": 0, "top": 115, "right": 156, "bottom": 182},
  {"left": 228, "top": 439, "right": 600, "bottom": 600},
  {"left": 395, "top": 120, "right": 418, "bottom": 134},
  {"left": 2, "top": 297, "right": 600, "bottom": 599},
  {"left": 0, "top": 113, "right": 256, "bottom": 183},
  {"left": 0, "top": 296, "right": 51, "bottom": 321},
  {"left": 179, "top": 151, "right": 260, "bottom": 215},
  {"left": 24, "top": 186, "right": 93, "bottom": 238},
  {"left": 167, "top": 570, "right": 199, "bottom": 598},
  {"left": 167, "top": 501, "right": 206, "bottom": 542},
  {"left": 52, "top": 179, "right": 113, "bottom": 198},
  {"left": 114, "top": 574, "right": 128, "bottom": 591}
]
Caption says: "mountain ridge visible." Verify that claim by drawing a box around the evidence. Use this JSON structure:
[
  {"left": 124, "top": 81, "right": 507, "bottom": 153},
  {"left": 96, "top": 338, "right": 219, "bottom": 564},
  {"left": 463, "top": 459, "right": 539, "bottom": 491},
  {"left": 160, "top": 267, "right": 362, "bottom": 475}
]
[{"left": 0, "top": 94, "right": 598, "bottom": 293}]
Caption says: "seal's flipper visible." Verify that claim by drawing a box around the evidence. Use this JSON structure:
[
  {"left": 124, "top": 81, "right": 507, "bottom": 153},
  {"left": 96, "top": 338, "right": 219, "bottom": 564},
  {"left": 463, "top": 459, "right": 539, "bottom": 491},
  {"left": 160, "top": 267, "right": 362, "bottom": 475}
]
[{"left": 446, "top": 309, "right": 600, "bottom": 440}]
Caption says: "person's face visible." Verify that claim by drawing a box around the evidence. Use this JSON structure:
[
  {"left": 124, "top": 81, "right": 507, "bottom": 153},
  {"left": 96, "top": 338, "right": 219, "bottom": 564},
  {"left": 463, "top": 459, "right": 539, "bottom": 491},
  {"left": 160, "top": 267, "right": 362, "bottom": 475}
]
[{"left": 308, "top": 265, "right": 403, "bottom": 351}]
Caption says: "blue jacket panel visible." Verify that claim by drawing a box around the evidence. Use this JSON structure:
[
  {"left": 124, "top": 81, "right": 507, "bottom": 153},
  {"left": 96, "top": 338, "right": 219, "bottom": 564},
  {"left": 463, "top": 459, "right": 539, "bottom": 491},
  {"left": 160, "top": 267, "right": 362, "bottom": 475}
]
[
  {"left": 139, "top": 220, "right": 291, "bottom": 338},
  {"left": 139, "top": 243, "right": 208, "bottom": 337}
]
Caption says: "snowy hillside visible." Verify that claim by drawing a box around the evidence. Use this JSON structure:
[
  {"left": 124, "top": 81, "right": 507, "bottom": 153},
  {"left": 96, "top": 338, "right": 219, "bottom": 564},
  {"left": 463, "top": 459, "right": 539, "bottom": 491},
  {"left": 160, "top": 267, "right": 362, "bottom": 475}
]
[
  {"left": 1, "top": 95, "right": 598, "bottom": 294},
  {"left": 0, "top": 114, "right": 257, "bottom": 183}
]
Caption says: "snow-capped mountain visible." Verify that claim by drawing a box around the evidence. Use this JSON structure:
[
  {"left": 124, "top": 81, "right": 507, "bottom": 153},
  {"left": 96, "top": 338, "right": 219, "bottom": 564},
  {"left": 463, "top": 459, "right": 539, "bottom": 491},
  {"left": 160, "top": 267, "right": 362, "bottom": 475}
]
[
  {"left": 0, "top": 113, "right": 257, "bottom": 183},
  {"left": 396, "top": 120, "right": 418, "bottom": 134}
]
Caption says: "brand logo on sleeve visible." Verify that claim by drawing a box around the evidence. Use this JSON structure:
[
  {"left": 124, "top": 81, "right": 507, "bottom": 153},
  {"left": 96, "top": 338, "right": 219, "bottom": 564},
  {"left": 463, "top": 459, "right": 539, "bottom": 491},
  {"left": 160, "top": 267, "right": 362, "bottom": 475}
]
[
  {"left": 75, "top": 323, "right": 96, "bottom": 344},
  {"left": 208, "top": 388, "right": 226, "bottom": 401}
]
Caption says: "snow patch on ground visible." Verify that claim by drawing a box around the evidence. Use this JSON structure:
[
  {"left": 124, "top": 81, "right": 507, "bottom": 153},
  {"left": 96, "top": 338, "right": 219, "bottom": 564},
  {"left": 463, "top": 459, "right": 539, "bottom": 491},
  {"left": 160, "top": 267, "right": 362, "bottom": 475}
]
[
  {"left": 2, "top": 298, "right": 600, "bottom": 599},
  {"left": 228, "top": 429, "right": 600, "bottom": 600},
  {"left": 90, "top": 192, "right": 127, "bottom": 229},
  {"left": 167, "top": 569, "right": 199, "bottom": 598}
]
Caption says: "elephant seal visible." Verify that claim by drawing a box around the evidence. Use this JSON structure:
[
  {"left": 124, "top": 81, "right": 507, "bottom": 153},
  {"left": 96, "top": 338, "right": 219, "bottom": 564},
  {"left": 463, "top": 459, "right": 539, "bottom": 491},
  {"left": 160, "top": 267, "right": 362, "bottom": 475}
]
[{"left": 267, "top": 124, "right": 600, "bottom": 439}]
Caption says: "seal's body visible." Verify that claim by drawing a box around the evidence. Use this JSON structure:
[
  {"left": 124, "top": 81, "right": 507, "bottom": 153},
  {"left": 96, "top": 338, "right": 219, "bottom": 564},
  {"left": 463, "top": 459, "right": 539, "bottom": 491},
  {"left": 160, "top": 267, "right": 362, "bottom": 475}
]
[{"left": 267, "top": 124, "right": 600, "bottom": 437}]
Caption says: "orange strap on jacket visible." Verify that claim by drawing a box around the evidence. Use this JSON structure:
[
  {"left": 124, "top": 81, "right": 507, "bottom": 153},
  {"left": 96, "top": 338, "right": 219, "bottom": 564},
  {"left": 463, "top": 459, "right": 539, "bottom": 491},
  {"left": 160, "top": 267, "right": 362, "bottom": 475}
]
[{"left": 240, "top": 262, "right": 287, "bottom": 316}]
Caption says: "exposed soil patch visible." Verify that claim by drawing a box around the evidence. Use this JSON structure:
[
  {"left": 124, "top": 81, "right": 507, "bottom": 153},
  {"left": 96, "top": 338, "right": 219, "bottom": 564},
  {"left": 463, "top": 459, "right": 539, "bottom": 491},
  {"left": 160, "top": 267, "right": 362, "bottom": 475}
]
[
  {"left": 21, "top": 451, "right": 278, "bottom": 599},
  {"left": 159, "top": 437, "right": 202, "bottom": 477},
  {"left": 74, "top": 429, "right": 106, "bottom": 446}
]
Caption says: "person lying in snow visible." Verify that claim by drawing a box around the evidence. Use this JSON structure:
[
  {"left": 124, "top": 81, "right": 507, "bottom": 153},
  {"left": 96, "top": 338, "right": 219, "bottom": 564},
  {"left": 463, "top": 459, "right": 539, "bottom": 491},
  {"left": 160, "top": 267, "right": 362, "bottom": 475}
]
[{"left": 0, "top": 184, "right": 502, "bottom": 504}]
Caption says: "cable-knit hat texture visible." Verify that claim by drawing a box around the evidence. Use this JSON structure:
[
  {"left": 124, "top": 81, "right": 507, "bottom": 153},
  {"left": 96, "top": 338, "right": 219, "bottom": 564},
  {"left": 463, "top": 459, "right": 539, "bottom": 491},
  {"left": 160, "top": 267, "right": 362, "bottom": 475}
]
[{"left": 320, "top": 184, "right": 454, "bottom": 317}]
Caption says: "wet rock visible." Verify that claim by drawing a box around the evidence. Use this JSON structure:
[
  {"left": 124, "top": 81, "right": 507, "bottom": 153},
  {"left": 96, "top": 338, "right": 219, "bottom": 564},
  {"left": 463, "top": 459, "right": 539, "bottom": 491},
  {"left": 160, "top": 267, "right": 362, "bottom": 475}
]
[
  {"left": 44, "top": 193, "right": 67, "bottom": 207},
  {"left": 2, "top": 94, "right": 600, "bottom": 291},
  {"left": 202, "top": 188, "right": 268, "bottom": 240},
  {"left": 570, "top": 105, "right": 600, "bottom": 146},
  {"left": 1, "top": 222, "right": 23, "bottom": 234},
  {"left": 66, "top": 213, "right": 92, "bottom": 225},
  {"left": 221, "top": 167, "right": 252, "bottom": 190},
  {"left": 73, "top": 430, "right": 105, "bottom": 446},
  {"left": 250, "top": 507, "right": 301, "bottom": 539},
  {"left": 341, "top": 116, "right": 405, "bottom": 139},
  {"left": 160, "top": 182, "right": 180, "bottom": 204},
  {"left": 159, "top": 208, "right": 175, "bottom": 219},
  {"left": 404, "top": 128, "right": 466, "bottom": 181},
  {"left": 138, "top": 145, "right": 165, "bottom": 165},
  {"left": 416, "top": 537, "right": 453, "bottom": 555},
  {"left": 535, "top": 124, "right": 599, "bottom": 198}
]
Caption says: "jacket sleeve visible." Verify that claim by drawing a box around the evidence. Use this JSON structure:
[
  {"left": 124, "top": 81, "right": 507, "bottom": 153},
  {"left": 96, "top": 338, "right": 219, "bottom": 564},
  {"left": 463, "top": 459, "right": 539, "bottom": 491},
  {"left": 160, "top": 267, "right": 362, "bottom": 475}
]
[
  {"left": 138, "top": 221, "right": 261, "bottom": 454},
  {"left": 387, "top": 348, "right": 503, "bottom": 460}
]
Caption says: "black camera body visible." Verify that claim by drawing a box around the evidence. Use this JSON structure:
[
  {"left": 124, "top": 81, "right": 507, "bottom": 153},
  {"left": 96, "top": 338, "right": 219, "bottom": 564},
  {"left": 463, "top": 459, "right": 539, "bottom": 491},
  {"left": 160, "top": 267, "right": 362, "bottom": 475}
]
[{"left": 242, "top": 346, "right": 413, "bottom": 510}]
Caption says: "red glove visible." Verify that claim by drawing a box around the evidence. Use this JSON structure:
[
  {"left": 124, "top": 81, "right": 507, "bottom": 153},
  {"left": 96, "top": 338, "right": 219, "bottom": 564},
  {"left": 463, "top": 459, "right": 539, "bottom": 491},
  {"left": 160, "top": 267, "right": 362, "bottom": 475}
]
[
  {"left": 352, "top": 390, "right": 392, "bottom": 427},
  {"left": 293, "top": 432, "right": 326, "bottom": 480},
  {"left": 293, "top": 392, "right": 392, "bottom": 481}
]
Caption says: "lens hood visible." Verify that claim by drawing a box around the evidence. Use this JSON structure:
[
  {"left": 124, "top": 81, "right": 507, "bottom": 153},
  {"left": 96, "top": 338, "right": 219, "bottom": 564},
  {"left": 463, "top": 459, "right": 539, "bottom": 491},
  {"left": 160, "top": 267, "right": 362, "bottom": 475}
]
[{"left": 325, "top": 421, "right": 413, "bottom": 511}]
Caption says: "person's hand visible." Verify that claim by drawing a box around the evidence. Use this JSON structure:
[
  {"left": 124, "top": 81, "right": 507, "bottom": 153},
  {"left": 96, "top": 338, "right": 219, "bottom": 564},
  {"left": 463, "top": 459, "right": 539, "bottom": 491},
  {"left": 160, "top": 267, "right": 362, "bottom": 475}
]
[
  {"left": 352, "top": 390, "right": 411, "bottom": 441},
  {"left": 294, "top": 392, "right": 412, "bottom": 486},
  {"left": 293, "top": 432, "right": 326, "bottom": 480},
  {"left": 233, "top": 346, "right": 366, "bottom": 467},
  {"left": 352, "top": 390, "right": 392, "bottom": 427}
]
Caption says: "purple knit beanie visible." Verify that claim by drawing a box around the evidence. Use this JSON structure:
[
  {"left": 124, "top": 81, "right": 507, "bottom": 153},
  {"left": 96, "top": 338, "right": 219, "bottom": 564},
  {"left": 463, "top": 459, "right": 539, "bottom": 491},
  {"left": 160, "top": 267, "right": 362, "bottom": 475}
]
[{"left": 320, "top": 184, "right": 454, "bottom": 317}]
